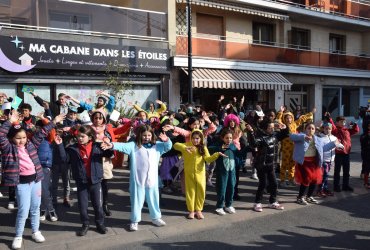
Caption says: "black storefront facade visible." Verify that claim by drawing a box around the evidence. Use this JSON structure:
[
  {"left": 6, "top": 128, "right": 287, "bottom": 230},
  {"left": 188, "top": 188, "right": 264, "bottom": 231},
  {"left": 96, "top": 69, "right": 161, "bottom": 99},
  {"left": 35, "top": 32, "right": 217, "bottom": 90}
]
[{"left": 0, "top": 29, "right": 170, "bottom": 115}]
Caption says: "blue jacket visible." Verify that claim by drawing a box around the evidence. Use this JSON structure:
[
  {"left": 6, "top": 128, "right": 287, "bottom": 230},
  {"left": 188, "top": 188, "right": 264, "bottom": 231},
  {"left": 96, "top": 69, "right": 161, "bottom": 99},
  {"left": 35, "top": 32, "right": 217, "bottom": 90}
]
[
  {"left": 56, "top": 143, "right": 113, "bottom": 185},
  {"left": 290, "top": 133, "right": 336, "bottom": 166},
  {"left": 38, "top": 139, "right": 53, "bottom": 168}
]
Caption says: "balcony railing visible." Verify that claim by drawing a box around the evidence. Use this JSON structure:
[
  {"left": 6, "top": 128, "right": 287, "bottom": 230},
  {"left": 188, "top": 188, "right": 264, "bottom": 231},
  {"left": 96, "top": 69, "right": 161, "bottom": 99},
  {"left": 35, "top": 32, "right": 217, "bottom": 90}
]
[
  {"left": 176, "top": 35, "right": 370, "bottom": 70},
  {"left": 0, "top": 0, "right": 167, "bottom": 40},
  {"left": 267, "top": 0, "right": 370, "bottom": 21}
]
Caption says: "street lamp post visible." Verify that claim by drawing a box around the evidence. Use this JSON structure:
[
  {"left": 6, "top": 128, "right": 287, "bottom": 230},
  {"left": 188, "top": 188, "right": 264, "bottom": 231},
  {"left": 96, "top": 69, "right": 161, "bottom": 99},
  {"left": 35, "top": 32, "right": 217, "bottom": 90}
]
[{"left": 187, "top": 0, "right": 193, "bottom": 104}]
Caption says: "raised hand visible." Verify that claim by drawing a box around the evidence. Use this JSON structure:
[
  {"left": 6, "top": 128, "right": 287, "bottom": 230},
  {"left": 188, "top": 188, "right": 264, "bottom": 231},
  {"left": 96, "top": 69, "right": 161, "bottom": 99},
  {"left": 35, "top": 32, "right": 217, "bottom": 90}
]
[
  {"left": 185, "top": 146, "right": 195, "bottom": 154},
  {"left": 219, "top": 152, "right": 228, "bottom": 158},
  {"left": 162, "top": 124, "right": 174, "bottom": 132},
  {"left": 101, "top": 141, "right": 113, "bottom": 150},
  {"left": 312, "top": 107, "right": 317, "bottom": 113},
  {"left": 53, "top": 114, "right": 66, "bottom": 124},
  {"left": 280, "top": 105, "right": 285, "bottom": 112},
  {"left": 36, "top": 112, "right": 45, "bottom": 120},
  {"left": 158, "top": 132, "right": 169, "bottom": 142},
  {"left": 9, "top": 110, "right": 20, "bottom": 123},
  {"left": 155, "top": 99, "right": 163, "bottom": 105},
  {"left": 54, "top": 135, "right": 63, "bottom": 145},
  {"left": 219, "top": 95, "right": 224, "bottom": 101}
]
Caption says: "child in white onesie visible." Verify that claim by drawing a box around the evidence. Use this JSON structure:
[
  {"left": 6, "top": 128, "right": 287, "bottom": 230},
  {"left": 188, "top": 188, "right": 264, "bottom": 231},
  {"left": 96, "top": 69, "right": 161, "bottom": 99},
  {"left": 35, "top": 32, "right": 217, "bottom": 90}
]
[{"left": 102, "top": 124, "right": 172, "bottom": 231}]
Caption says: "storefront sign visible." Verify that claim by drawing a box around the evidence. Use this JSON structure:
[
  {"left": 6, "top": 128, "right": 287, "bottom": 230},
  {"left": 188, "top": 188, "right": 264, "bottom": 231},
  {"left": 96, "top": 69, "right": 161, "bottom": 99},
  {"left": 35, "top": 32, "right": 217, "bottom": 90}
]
[{"left": 0, "top": 35, "right": 169, "bottom": 74}]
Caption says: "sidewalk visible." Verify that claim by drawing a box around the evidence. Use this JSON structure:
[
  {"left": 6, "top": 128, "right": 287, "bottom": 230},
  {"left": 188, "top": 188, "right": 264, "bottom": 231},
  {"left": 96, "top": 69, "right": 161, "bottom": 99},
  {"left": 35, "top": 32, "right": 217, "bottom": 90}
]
[{"left": 0, "top": 135, "right": 368, "bottom": 250}]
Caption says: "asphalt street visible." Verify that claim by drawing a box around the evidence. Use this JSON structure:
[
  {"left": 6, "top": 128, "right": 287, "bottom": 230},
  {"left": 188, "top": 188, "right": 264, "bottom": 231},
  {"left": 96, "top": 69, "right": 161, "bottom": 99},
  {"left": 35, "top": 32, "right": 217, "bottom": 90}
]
[{"left": 120, "top": 192, "right": 370, "bottom": 250}]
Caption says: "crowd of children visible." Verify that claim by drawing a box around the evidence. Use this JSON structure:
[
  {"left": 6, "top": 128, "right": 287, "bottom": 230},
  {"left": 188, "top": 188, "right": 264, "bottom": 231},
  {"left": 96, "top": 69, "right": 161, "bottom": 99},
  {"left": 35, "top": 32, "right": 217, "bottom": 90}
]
[{"left": 0, "top": 91, "right": 367, "bottom": 249}]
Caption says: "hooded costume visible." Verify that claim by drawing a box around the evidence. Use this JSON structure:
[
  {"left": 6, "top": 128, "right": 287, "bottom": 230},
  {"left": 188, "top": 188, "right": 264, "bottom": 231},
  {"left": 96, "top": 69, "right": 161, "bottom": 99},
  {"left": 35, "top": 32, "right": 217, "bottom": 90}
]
[
  {"left": 112, "top": 137, "right": 172, "bottom": 223},
  {"left": 173, "top": 130, "right": 220, "bottom": 212},
  {"left": 133, "top": 102, "right": 167, "bottom": 119},
  {"left": 276, "top": 111, "right": 313, "bottom": 183}
]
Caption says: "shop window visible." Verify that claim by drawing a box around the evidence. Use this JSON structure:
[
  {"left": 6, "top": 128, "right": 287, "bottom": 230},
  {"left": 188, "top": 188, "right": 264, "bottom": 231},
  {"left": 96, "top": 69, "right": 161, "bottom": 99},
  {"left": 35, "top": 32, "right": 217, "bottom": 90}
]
[
  {"left": 56, "top": 84, "right": 159, "bottom": 113},
  {"left": 290, "top": 28, "right": 311, "bottom": 50},
  {"left": 0, "top": 84, "right": 16, "bottom": 101},
  {"left": 23, "top": 85, "right": 51, "bottom": 115},
  {"left": 253, "top": 22, "right": 274, "bottom": 45},
  {"left": 329, "top": 33, "right": 346, "bottom": 54}
]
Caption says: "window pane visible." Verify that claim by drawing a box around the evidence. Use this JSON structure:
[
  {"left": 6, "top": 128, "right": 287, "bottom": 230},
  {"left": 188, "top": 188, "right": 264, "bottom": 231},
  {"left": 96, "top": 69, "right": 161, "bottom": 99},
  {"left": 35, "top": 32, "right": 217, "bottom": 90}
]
[
  {"left": 23, "top": 85, "right": 50, "bottom": 116},
  {"left": 322, "top": 88, "right": 340, "bottom": 118}
]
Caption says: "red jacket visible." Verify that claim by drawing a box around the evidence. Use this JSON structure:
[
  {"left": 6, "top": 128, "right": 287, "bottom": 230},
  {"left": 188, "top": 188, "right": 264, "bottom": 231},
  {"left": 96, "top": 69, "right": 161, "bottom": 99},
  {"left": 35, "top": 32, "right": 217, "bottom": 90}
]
[{"left": 329, "top": 118, "right": 359, "bottom": 154}]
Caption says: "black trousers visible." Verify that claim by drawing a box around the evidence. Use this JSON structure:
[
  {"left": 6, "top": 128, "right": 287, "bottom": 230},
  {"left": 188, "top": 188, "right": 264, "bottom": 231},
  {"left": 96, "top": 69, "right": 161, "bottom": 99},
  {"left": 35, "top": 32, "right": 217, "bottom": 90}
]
[
  {"left": 77, "top": 181, "right": 104, "bottom": 226},
  {"left": 334, "top": 154, "right": 350, "bottom": 188},
  {"left": 255, "top": 167, "right": 277, "bottom": 204}
]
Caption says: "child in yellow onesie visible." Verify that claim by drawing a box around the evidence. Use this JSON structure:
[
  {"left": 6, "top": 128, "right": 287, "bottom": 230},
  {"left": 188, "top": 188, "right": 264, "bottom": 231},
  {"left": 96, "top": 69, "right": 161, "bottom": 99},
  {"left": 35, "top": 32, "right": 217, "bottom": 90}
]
[
  {"left": 277, "top": 106, "right": 316, "bottom": 186},
  {"left": 174, "top": 129, "right": 225, "bottom": 220}
]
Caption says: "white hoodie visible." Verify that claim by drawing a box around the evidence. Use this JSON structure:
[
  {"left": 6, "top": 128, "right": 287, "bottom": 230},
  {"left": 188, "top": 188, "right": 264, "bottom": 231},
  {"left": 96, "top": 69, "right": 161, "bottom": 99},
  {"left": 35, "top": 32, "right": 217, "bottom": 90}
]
[{"left": 319, "top": 133, "right": 338, "bottom": 163}]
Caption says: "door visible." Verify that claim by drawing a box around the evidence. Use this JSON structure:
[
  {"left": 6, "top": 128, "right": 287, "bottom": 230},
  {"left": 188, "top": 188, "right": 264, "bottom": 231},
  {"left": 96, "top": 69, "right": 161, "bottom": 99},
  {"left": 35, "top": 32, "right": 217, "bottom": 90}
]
[
  {"left": 285, "top": 93, "right": 302, "bottom": 112},
  {"left": 322, "top": 87, "right": 341, "bottom": 118}
]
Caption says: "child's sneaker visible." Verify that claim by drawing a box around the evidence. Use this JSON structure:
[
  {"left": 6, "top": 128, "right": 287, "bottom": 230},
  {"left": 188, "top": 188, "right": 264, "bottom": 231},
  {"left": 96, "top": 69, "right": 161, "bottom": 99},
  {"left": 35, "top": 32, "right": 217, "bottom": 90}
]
[
  {"left": 296, "top": 197, "right": 308, "bottom": 205},
  {"left": 251, "top": 173, "right": 258, "bottom": 180},
  {"left": 224, "top": 206, "right": 236, "bottom": 214},
  {"left": 215, "top": 208, "right": 226, "bottom": 215},
  {"left": 32, "top": 231, "right": 45, "bottom": 243},
  {"left": 49, "top": 211, "right": 58, "bottom": 222},
  {"left": 364, "top": 183, "right": 370, "bottom": 189},
  {"left": 40, "top": 211, "right": 46, "bottom": 221},
  {"left": 12, "top": 237, "right": 22, "bottom": 249},
  {"left": 253, "top": 203, "right": 263, "bottom": 212},
  {"left": 269, "top": 202, "right": 284, "bottom": 210},
  {"left": 8, "top": 201, "right": 15, "bottom": 210},
  {"left": 316, "top": 190, "right": 326, "bottom": 197},
  {"left": 306, "top": 196, "right": 319, "bottom": 204},
  {"left": 324, "top": 190, "right": 334, "bottom": 196},
  {"left": 152, "top": 218, "right": 166, "bottom": 227},
  {"left": 130, "top": 222, "right": 138, "bottom": 231},
  {"left": 0, "top": 191, "right": 3, "bottom": 198}
]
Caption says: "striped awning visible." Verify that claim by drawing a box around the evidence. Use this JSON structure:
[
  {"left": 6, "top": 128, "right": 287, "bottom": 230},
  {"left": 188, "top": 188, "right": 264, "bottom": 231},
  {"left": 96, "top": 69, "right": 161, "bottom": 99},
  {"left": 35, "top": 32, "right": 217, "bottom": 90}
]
[
  {"left": 176, "top": 0, "right": 289, "bottom": 20},
  {"left": 182, "top": 68, "right": 292, "bottom": 90}
]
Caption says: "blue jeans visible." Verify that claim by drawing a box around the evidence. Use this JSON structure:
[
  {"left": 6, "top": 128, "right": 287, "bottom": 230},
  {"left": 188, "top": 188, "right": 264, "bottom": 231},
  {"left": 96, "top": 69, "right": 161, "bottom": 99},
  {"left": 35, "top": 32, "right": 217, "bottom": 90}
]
[
  {"left": 41, "top": 167, "right": 55, "bottom": 212},
  {"left": 320, "top": 161, "right": 332, "bottom": 191},
  {"left": 15, "top": 181, "right": 42, "bottom": 237}
]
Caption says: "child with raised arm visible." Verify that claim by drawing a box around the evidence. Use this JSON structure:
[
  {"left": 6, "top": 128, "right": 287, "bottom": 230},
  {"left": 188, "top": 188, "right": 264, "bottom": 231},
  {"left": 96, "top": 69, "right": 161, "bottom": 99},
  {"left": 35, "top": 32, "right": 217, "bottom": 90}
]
[
  {"left": 55, "top": 125, "right": 113, "bottom": 237},
  {"left": 101, "top": 124, "right": 172, "bottom": 231},
  {"left": 173, "top": 129, "right": 225, "bottom": 220},
  {"left": 290, "top": 122, "right": 343, "bottom": 205},
  {"left": 246, "top": 120, "right": 289, "bottom": 212},
  {"left": 0, "top": 110, "right": 65, "bottom": 250}
]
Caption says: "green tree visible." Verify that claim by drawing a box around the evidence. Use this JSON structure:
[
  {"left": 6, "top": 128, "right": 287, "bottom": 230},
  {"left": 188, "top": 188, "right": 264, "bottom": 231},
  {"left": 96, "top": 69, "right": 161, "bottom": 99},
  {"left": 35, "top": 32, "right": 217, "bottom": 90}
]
[{"left": 105, "top": 61, "right": 135, "bottom": 118}]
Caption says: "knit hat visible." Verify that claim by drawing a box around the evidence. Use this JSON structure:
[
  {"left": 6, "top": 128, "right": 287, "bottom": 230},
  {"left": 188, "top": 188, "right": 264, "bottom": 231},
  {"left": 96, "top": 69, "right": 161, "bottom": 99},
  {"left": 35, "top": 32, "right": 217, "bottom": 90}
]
[
  {"left": 223, "top": 113, "right": 240, "bottom": 127},
  {"left": 91, "top": 109, "right": 107, "bottom": 124},
  {"left": 97, "top": 96, "right": 107, "bottom": 104}
]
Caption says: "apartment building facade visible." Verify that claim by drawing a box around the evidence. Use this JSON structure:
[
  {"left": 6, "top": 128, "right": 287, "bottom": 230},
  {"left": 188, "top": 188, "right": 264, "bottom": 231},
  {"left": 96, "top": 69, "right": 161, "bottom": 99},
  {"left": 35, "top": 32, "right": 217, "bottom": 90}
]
[
  {"left": 171, "top": 0, "right": 370, "bottom": 122},
  {"left": 0, "top": 0, "right": 171, "bottom": 114}
]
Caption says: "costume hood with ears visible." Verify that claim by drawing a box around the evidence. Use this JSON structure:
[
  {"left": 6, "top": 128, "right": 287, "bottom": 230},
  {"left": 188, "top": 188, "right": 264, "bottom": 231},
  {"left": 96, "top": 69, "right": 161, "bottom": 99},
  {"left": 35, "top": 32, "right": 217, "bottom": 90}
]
[
  {"left": 190, "top": 128, "right": 204, "bottom": 145},
  {"left": 90, "top": 109, "right": 107, "bottom": 124},
  {"left": 223, "top": 113, "right": 240, "bottom": 127},
  {"left": 282, "top": 112, "right": 294, "bottom": 124}
]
